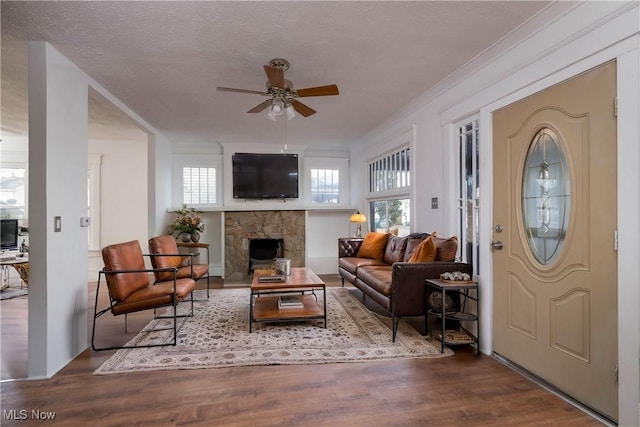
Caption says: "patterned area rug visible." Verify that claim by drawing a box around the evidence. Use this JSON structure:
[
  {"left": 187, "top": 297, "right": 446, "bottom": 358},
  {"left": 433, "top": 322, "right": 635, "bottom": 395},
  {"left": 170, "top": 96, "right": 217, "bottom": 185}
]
[{"left": 95, "top": 287, "right": 451, "bottom": 375}]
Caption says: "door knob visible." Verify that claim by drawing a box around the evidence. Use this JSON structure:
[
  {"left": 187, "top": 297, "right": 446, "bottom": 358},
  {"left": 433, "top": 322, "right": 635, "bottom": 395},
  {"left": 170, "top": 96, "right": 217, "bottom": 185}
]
[{"left": 491, "top": 241, "right": 503, "bottom": 250}]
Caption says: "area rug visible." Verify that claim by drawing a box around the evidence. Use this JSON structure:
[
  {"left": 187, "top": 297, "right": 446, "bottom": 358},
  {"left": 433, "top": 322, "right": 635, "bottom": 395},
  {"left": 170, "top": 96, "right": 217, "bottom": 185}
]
[{"left": 95, "top": 287, "right": 451, "bottom": 375}]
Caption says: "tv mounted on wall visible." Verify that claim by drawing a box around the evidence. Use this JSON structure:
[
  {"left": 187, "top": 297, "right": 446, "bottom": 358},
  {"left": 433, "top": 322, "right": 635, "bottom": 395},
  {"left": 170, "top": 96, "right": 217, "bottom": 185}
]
[
  {"left": 232, "top": 153, "right": 299, "bottom": 200},
  {"left": 1, "top": 219, "right": 19, "bottom": 250}
]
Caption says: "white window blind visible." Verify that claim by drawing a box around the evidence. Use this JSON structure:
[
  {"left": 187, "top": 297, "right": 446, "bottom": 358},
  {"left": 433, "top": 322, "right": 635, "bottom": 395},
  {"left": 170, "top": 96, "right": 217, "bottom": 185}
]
[{"left": 183, "top": 167, "right": 217, "bottom": 205}]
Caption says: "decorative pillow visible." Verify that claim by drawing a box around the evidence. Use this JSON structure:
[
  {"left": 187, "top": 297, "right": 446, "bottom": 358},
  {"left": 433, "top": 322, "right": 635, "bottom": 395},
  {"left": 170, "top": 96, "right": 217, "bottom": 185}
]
[
  {"left": 408, "top": 236, "right": 436, "bottom": 263},
  {"left": 403, "top": 237, "right": 426, "bottom": 262},
  {"left": 434, "top": 235, "right": 458, "bottom": 261},
  {"left": 383, "top": 235, "right": 408, "bottom": 264},
  {"left": 407, "top": 232, "right": 430, "bottom": 240},
  {"left": 357, "top": 232, "right": 389, "bottom": 260}
]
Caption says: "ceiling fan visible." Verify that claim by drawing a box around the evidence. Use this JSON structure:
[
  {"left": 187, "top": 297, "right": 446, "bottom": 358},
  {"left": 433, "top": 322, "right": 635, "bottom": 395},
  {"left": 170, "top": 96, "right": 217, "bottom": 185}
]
[{"left": 216, "top": 58, "right": 339, "bottom": 119}]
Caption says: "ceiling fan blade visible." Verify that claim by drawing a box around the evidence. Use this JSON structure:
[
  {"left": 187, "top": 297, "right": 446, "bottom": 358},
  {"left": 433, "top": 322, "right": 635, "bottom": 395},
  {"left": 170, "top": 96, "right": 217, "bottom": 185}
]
[
  {"left": 247, "top": 99, "right": 272, "bottom": 113},
  {"left": 217, "top": 87, "right": 268, "bottom": 95},
  {"left": 295, "top": 84, "right": 339, "bottom": 97},
  {"left": 291, "top": 100, "right": 316, "bottom": 117},
  {"left": 263, "top": 65, "right": 285, "bottom": 88}
]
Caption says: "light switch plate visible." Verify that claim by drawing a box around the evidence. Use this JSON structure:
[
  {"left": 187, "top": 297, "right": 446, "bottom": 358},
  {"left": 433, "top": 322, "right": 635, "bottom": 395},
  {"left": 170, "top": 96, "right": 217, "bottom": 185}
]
[
  {"left": 54, "top": 216, "right": 62, "bottom": 232},
  {"left": 431, "top": 198, "right": 438, "bottom": 209}
]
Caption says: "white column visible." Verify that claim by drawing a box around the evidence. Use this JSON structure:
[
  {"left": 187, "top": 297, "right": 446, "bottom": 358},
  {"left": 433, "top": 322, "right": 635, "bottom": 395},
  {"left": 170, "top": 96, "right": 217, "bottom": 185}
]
[
  {"left": 616, "top": 45, "right": 640, "bottom": 427},
  {"left": 28, "top": 42, "right": 89, "bottom": 378}
]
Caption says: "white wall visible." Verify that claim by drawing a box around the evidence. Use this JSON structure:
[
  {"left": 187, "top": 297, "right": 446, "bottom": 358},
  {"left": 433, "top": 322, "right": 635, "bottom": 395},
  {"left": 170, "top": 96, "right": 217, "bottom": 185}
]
[
  {"left": 91, "top": 138, "right": 148, "bottom": 246},
  {"left": 87, "top": 136, "right": 148, "bottom": 279},
  {"left": 148, "top": 132, "right": 173, "bottom": 237},
  {"left": 352, "top": 2, "right": 639, "bottom": 424},
  {"left": 305, "top": 210, "right": 354, "bottom": 274},
  {"left": 28, "top": 42, "right": 89, "bottom": 378}
]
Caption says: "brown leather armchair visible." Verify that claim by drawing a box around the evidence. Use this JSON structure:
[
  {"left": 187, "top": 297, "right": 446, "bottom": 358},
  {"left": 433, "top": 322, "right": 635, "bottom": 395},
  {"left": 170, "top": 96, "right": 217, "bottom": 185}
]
[
  {"left": 91, "top": 240, "right": 196, "bottom": 351},
  {"left": 148, "top": 235, "right": 210, "bottom": 298}
]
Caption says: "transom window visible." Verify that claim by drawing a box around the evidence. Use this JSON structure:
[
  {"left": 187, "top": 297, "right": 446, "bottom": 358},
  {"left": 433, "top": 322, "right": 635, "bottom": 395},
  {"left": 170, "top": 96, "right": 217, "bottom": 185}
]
[{"left": 368, "top": 147, "right": 410, "bottom": 193}]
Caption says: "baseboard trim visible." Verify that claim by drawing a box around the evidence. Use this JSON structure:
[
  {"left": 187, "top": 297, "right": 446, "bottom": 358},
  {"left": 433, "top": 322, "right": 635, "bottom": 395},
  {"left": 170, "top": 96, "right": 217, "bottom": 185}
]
[{"left": 491, "top": 352, "right": 616, "bottom": 426}]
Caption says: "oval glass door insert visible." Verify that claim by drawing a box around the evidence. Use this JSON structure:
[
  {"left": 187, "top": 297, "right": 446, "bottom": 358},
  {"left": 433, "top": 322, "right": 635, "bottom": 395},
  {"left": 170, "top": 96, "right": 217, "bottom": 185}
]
[{"left": 522, "top": 127, "right": 571, "bottom": 265}]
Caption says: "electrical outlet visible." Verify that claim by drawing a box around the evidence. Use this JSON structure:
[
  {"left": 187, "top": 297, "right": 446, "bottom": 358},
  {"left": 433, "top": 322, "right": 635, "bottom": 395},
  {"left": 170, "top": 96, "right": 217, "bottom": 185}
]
[{"left": 431, "top": 198, "right": 438, "bottom": 209}]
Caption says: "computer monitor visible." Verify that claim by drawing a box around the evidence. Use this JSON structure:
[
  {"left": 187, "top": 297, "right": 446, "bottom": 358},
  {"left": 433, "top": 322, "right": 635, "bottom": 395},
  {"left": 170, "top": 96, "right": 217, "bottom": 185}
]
[{"left": 0, "top": 219, "right": 19, "bottom": 250}]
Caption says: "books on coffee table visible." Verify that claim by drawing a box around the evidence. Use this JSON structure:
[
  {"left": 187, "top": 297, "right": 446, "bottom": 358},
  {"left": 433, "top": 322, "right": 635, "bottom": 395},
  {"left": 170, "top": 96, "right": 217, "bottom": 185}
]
[
  {"left": 278, "top": 295, "right": 303, "bottom": 309},
  {"left": 258, "top": 274, "right": 285, "bottom": 283}
]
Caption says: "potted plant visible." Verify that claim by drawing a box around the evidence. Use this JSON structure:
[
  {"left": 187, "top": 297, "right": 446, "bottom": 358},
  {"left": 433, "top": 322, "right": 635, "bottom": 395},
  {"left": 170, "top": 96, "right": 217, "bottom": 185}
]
[{"left": 167, "top": 205, "right": 205, "bottom": 242}]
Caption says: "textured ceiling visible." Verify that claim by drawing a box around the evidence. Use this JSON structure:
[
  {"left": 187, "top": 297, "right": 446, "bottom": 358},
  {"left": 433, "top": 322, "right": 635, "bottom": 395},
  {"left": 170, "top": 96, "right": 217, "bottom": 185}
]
[{"left": 1, "top": 1, "right": 549, "bottom": 149}]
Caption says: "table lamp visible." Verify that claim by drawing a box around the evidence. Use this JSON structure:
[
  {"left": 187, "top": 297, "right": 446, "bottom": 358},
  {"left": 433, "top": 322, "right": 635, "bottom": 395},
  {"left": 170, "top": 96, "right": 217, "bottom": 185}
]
[{"left": 350, "top": 211, "right": 367, "bottom": 238}]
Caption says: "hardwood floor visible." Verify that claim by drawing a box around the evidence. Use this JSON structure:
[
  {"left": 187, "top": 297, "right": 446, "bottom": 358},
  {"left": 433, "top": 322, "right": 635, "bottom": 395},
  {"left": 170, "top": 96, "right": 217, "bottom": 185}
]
[{"left": 1, "top": 276, "right": 604, "bottom": 426}]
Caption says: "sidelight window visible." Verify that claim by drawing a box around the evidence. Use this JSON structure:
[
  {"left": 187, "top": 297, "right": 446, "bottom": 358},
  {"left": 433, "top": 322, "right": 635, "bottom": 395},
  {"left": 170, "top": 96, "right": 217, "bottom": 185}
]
[{"left": 456, "top": 118, "right": 480, "bottom": 273}]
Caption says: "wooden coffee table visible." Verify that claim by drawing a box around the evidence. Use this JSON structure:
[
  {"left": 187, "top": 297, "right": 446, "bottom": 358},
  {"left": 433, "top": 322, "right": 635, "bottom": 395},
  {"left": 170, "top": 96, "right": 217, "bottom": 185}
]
[{"left": 249, "top": 267, "right": 326, "bottom": 332}]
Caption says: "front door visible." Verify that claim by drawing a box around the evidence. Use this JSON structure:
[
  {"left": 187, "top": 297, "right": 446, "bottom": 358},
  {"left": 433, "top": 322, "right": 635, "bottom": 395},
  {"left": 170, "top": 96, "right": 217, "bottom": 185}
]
[{"left": 492, "top": 61, "right": 618, "bottom": 420}]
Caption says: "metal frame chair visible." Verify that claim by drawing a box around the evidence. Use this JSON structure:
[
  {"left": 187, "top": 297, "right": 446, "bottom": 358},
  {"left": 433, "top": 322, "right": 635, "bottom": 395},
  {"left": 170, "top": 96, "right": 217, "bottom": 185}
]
[
  {"left": 91, "top": 240, "right": 196, "bottom": 351},
  {"left": 148, "top": 235, "right": 210, "bottom": 298}
]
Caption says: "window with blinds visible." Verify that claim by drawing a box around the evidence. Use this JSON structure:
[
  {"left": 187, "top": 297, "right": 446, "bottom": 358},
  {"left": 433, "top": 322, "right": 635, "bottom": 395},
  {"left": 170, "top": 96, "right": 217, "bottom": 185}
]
[
  {"left": 183, "top": 167, "right": 217, "bottom": 205},
  {"left": 310, "top": 168, "right": 340, "bottom": 204},
  {"left": 368, "top": 147, "right": 410, "bottom": 193}
]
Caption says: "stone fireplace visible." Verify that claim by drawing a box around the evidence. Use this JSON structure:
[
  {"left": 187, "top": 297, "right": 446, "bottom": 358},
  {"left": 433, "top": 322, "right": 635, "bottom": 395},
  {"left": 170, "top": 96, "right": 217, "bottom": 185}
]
[{"left": 224, "top": 210, "right": 305, "bottom": 282}]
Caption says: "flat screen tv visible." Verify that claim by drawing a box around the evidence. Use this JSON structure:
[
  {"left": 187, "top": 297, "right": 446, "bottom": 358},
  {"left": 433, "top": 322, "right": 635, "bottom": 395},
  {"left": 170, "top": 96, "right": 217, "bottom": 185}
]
[
  {"left": 232, "top": 153, "right": 299, "bottom": 200},
  {"left": 1, "top": 219, "right": 19, "bottom": 250}
]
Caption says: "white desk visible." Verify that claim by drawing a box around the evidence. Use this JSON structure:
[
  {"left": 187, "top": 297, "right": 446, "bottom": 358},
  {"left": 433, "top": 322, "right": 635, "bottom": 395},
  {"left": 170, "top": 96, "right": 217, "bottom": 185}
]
[{"left": 1, "top": 254, "right": 29, "bottom": 290}]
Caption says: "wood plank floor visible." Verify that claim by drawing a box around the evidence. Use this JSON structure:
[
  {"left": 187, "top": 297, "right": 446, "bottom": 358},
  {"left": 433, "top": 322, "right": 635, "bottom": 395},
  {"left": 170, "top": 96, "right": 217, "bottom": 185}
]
[{"left": 1, "top": 276, "right": 604, "bottom": 426}]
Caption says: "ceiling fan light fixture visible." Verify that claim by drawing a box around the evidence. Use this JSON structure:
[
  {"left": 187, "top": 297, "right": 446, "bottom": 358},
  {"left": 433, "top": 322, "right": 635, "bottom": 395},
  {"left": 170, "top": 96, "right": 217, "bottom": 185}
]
[
  {"left": 266, "top": 98, "right": 284, "bottom": 121},
  {"left": 270, "top": 99, "right": 284, "bottom": 115},
  {"left": 284, "top": 104, "right": 296, "bottom": 120}
]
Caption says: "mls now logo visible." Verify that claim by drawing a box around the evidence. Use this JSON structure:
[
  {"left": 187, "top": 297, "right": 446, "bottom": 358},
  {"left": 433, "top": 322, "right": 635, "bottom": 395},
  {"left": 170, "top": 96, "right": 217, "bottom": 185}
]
[
  {"left": 3, "top": 409, "right": 56, "bottom": 420},
  {"left": 3, "top": 410, "right": 28, "bottom": 420}
]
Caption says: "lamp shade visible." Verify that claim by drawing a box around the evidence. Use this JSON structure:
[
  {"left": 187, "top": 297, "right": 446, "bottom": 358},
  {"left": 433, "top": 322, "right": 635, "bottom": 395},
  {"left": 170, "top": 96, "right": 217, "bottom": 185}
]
[{"left": 350, "top": 212, "right": 367, "bottom": 223}]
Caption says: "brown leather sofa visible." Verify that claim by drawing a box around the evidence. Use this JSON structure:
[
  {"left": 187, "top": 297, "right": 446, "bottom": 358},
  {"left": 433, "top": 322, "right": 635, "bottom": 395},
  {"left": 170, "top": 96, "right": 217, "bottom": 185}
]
[{"left": 338, "top": 233, "right": 472, "bottom": 341}]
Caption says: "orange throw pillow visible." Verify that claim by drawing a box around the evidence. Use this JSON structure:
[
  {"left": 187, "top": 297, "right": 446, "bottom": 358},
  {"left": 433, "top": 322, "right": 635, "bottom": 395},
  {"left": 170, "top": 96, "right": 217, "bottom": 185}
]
[
  {"left": 408, "top": 236, "right": 436, "bottom": 263},
  {"left": 357, "top": 232, "right": 389, "bottom": 260}
]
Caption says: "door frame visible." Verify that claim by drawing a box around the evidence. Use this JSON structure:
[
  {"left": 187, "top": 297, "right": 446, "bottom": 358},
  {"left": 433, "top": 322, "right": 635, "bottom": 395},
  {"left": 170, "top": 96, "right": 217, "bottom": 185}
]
[{"left": 455, "top": 46, "right": 640, "bottom": 422}]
